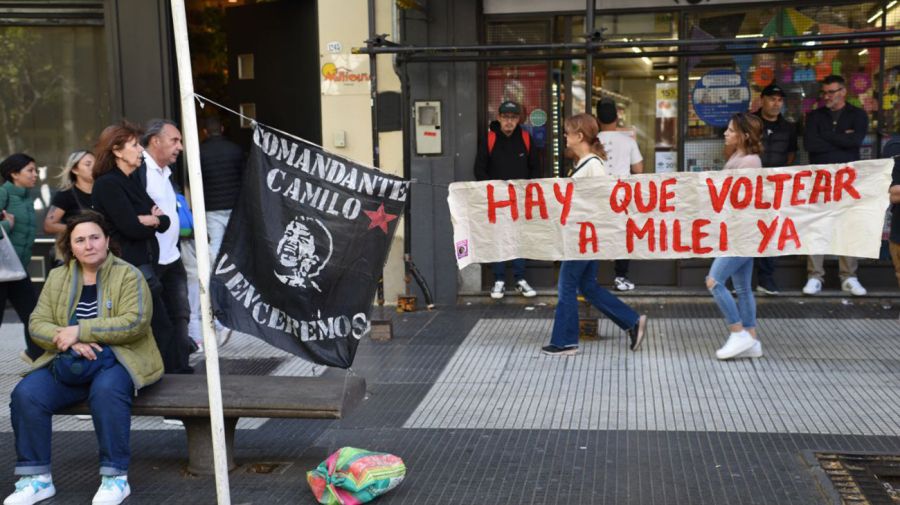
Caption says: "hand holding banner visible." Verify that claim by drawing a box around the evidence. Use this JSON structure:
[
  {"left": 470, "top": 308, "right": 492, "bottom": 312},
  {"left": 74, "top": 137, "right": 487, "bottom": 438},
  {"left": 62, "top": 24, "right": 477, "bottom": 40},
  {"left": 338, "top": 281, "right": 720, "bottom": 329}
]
[{"left": 448, "top": 159, "right": 893, "bottom": 268}]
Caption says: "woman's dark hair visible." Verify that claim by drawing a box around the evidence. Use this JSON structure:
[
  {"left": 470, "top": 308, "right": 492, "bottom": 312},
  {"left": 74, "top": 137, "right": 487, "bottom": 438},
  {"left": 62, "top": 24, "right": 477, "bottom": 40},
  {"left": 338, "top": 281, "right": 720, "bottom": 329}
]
[
  {"left": 93, "top": 121, "right": 143, "bottom": 180},
  {"left": 730, "top": 112, "right": 764, "bottom": 156},
  {"left": 56, "top": 210, "right": 120, "bottom": 264},
  {"left": 0, "top": 153, "right": 36, "bottom": 181}
]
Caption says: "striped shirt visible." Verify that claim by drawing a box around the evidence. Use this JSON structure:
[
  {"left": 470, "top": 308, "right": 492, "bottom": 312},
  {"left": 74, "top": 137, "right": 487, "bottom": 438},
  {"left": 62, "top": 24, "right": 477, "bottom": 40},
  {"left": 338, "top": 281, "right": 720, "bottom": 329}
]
[{"left": 75, "top": 284, "right": 99, "bottom": 321}]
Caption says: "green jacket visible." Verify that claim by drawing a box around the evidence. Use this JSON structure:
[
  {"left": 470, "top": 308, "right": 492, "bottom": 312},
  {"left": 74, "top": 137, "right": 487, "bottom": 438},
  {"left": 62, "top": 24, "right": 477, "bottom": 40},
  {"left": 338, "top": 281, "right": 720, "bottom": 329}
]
[
  {"left": 29, "top": 253, "right": 164, "bottom": 389},
  {"left": 0, "top": 181, "right": 36, "bottom": 268}
]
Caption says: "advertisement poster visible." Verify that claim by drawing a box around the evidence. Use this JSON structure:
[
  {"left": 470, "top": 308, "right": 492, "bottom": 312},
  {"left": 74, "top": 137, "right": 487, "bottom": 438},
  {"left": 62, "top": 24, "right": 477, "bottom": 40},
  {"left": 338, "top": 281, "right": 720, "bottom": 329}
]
[
  {"left": 320, "top": 54, "right": 371, "bottom": 96},
  {"left": 691, "top": 70, "right": 750, "bottom": 128},
  {"left": 655, "top": 151, "right": 676, "bottom": 174},
  {"left": 655, "top": 82, "right": 677, "bottom": 148}
]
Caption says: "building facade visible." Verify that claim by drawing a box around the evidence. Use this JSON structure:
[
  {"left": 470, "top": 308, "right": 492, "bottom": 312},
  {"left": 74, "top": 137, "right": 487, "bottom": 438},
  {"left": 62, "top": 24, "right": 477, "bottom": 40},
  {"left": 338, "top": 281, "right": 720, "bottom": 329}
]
[{"left": 2, "top": 0, "right": 897, "bottom": 302}]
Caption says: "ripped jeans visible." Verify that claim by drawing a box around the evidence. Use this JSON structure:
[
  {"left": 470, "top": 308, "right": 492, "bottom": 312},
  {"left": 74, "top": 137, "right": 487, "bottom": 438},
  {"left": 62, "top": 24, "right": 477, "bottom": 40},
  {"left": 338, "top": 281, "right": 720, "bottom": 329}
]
[{"left": 706, "top": 257, "right": 756, "bottom": 330}]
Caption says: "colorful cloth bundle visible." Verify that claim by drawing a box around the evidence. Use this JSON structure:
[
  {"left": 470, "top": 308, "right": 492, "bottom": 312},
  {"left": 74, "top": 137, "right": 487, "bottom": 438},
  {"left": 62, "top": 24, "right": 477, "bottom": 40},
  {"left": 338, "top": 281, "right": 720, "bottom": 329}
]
[{"left": 307, "top": 447, "right": 406, "bottom": 504}]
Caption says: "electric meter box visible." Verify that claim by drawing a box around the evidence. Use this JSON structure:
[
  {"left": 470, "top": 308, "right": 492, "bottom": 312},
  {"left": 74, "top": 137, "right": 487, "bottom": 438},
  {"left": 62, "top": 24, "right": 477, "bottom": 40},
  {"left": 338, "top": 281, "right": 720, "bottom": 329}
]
[{"left": 414, "top": 101, "right": 442, "bottom": 155}]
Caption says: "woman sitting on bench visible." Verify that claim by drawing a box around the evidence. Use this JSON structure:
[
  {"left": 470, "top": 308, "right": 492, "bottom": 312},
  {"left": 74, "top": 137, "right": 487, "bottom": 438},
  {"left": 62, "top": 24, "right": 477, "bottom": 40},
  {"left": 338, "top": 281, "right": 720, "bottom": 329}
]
[{"left": 4, "top": 211, "right": 163, "bottom": 505}]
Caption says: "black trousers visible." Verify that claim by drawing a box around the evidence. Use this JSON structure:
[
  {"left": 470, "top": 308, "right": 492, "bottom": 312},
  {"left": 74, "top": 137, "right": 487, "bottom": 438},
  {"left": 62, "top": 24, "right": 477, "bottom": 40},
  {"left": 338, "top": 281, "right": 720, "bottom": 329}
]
[
  {"left": 0, "top": 277, "right": 42, "bottom": 360},
  {"left": 147, "top": 259, "right": 194, "bottom": 374},
  {"left": 755, "top": 257, "right": 776, "bottom": 285},
  {"left": 614, "top": 259, "right": 630, "bottom": 278}
]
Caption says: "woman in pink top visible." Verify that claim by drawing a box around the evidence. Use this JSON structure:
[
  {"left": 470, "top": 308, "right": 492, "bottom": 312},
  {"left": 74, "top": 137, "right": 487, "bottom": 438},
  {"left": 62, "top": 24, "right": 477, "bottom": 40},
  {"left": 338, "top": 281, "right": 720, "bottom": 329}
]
[{"left": 707, "top": 112, "right": 764, "bottom": 360}]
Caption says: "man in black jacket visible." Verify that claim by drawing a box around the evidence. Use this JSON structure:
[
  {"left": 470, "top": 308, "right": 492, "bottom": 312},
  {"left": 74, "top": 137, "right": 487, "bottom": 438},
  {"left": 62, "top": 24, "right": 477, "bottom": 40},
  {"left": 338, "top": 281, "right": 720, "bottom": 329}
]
[
  {"left": 473, "top": 100, "right": 540, "bottom": 299},
  {"left": 752, "top": 83, "right": 797, "bottom": 295},
  {"left": 199, "top": 115, "right": 243, "bottom": 346},
  {"left": 200, "top": 115, "right": 244, "bottom": 264},
  {"left": 802, "top": 75, "right": 869, "bottom": 296}
]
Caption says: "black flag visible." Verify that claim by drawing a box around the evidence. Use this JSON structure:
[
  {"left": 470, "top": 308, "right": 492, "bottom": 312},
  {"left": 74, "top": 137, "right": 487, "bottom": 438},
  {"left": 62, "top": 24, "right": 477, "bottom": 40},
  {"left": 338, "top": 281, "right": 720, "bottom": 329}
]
[{"left": 210, "top": 125, "right": 409, "bottom": 368}]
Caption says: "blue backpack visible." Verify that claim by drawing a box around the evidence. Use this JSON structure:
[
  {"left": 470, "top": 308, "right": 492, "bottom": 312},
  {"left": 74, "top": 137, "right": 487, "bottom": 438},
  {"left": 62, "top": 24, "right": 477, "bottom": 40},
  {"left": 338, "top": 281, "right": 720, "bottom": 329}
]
[{"left": 175, "top": 193, "right": 193, "bottom": 237}]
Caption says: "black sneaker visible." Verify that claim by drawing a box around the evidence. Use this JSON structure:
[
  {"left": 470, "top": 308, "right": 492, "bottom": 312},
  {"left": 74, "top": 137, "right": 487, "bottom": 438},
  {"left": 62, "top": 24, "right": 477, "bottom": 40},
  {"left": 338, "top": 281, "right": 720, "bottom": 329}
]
[
  {"left": 541, "top": 345, "right": 578, "bottom": 356},
  {"left": 626, "top": 315, "right": 647, "bottom": 351}
]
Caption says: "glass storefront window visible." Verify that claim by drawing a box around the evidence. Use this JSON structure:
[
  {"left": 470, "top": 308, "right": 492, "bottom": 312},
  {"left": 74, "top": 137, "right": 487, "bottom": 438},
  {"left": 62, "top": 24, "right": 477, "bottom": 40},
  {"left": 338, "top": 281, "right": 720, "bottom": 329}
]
[
  {"left": 566, "top": 14, "right": 679, "bottom": 175},
  {"left": 887, "top": 1, "right": 900, "bottom": 30},
  {"left": 683, "top": 4, "right": 884, "bottom": 170},
  {"left": 883, "top": 46, "right": 900, "bottom": 142},
  {"left": 0, "top": 25, "right": 110, "bottom": 233},
  {"left": 485, "top": 21, "right": 553, "bottom": 177}
]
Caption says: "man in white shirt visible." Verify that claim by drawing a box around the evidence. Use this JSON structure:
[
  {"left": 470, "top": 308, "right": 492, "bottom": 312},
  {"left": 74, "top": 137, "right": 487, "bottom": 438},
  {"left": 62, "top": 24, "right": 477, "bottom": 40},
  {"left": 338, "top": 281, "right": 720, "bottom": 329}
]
[
  {"left": 139, "top": 119, "right": 194, "bottom": 374},
  {"left": 596, "top": 99, "right": 643, "bottom": 291}
]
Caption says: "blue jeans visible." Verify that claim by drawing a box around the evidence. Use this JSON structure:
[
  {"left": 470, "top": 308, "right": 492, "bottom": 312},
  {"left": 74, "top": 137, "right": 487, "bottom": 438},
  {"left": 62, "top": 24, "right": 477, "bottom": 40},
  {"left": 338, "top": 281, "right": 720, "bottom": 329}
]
[
  {"left": 550, "top": 260, "right": 640, "bottom": 348},
  {"left": 492, "top": 258, "right": 526, "bottom": 282},
  {"left": 10, "top": 362, "right": 134, "bottom": 476},
  {"left": 707, "top": 257, "right": 756, "bottom": 329}
]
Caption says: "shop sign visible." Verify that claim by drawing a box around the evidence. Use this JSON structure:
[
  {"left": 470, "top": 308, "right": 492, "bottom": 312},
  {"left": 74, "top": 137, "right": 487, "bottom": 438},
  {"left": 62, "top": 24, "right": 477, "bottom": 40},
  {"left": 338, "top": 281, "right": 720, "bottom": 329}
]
[
  {"left": 691, "top": 70, "right": 750, "bottom": 128},
  {"left": 320, "top": 54, "right": 371, "bottom": 96}
]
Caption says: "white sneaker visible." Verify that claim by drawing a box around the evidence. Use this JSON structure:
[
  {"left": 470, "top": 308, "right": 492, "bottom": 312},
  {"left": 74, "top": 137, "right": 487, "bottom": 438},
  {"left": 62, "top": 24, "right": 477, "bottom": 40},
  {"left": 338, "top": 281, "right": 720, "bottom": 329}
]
[
  {"left": 735, "top": 339, "right": 763, "bottom": 359},
  {"left": 92, "top": 476, "right": 130, "bottom": 505},
  {"left": 76, "top": 414, "right": 92, "bottom": 421},
  {"left": 841, "top": 277, "right": 867, "bottom": 296},
  {"left": 515, "top": 279, "right": 536, "bottom": 297},
  {"left": 614, "top": 277, "right": 635, "bottom": 291},
  {"left": 490, "top": 281, "right": 505, "bottom": 299},
  {"left": 3, "top": 474, "right": 55, "bottom": 505},
  {"left": 802, "top": 278, "right": 822, "bottom": 295},
  {"left": 715, "top": 330, "right": 755, "bottom": 360}
]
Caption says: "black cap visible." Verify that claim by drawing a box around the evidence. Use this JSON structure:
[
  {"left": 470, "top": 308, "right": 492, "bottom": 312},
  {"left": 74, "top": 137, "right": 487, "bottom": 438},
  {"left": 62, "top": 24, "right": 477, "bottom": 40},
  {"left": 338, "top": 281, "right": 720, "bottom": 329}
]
[
  {"left": 596, "top": 98, "right": 617, "bottom": 124},
  {"left": 761, "top": 83, "right": 785, "bottom": 97},
  {"left": 498, "top": 100, "right": 521, "bottom": 115}
]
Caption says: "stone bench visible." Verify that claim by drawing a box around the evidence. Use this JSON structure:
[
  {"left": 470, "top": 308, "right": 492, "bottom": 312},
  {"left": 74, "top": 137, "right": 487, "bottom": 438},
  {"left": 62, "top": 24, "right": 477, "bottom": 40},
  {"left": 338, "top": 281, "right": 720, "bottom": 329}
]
[{"left": 61, "top": 373, "right": 366, "bottom": 474}]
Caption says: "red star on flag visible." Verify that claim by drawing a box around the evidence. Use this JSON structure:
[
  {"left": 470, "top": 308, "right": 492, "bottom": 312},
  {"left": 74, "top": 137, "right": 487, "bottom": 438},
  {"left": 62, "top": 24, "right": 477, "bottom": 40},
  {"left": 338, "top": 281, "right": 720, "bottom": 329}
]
[{"left": 364, "top": 203, "right": 398, "bottom": 234}]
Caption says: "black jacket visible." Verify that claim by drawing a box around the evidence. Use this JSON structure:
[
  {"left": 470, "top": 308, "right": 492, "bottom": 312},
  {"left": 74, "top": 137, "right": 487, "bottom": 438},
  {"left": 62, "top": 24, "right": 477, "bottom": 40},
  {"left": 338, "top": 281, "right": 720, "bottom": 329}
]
[
  {"left": 804, "top": 103, "right": 868, "bottom": 164},
  {"left": 92, "top": 167, "right": 171, "bottom": 267},
  {"left": 199, "top": 135, "right": 245, "bottom": 211},
  {"left": 752, "top": 110, "right": 797, "bottom": 168},
  {"left": 473, "top": 121, "right": 540, "bottom": 181}
]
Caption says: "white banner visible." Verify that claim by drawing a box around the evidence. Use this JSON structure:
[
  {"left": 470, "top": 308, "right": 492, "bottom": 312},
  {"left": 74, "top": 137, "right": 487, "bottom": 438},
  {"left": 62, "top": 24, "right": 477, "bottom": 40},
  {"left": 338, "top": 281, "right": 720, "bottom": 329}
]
[{"left": 448, "top": 160, "right": 893, "bottom": 269}]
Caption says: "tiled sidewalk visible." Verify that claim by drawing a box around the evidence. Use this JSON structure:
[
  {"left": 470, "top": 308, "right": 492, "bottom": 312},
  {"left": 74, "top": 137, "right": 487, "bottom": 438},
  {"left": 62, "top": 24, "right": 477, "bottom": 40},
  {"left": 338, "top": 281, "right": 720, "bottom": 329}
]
[{"left": 0, "top": 300, "right": 898, "bottom": 504}]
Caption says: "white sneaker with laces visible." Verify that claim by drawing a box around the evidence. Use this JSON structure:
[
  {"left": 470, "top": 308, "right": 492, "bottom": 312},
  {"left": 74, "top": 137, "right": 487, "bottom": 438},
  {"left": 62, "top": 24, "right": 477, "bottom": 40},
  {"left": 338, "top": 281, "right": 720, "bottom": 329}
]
[
  {"left": 802, "top": 278, "right": 822, "bottom": 295},
  {"left": 735, "top": 339, "right": 763, "bottom": 359},
  {"left": 490, "top": 281, "right": 505, "bottom": 299},
  {"left": 716, "top": 330, "right": 755, "bottom": 360},
  {"left": 3, "top": 474, "right": 55, "bottom": 505},
  {"left": 515, "top": 279, "right": 536, "bottom": 297},
  {"left": 613, "top": 277, "right": 634, "bottom": 291},
  {"left": 841, "top": 277, "right": 867, "bottom": 296},
  {"left": 92, "top": 475, "right": 130, "bottom": 505}
]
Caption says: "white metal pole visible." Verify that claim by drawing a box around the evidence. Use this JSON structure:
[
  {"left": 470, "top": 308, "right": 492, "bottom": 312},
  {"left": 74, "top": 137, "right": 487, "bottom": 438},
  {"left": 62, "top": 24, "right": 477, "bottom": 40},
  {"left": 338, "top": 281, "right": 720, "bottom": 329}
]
[{"left": 169, "top": 1, "right": 232, "bottom": 503}]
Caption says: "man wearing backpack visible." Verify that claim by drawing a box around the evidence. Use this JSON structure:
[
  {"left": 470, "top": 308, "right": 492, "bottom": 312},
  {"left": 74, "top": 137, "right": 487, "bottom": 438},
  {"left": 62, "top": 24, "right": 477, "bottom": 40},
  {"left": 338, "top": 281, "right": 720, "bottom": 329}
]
[{"left": 473, "top": 100, "right": 540, "bottom": 299}]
